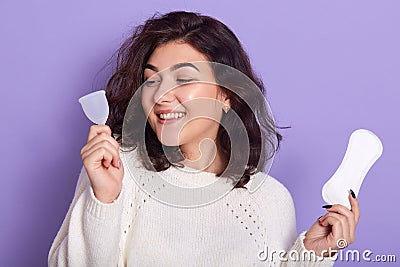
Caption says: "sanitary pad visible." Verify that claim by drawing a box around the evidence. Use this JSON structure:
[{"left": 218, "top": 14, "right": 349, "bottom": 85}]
[{"left": 322, "top": 129, "right": 383, "bottom": 209}]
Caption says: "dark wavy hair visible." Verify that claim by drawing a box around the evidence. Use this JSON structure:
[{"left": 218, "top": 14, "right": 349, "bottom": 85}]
[{"left": 105, "top": 11, "right": 283, "bottom": 189}]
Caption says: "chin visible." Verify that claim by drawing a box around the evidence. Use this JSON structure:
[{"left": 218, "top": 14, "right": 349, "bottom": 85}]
[
  {"left": 156, "top": 133, "right": 181, "bottom": 147},
  {"left": 159, "top": 140, "right": 180, "bottom": 147}
]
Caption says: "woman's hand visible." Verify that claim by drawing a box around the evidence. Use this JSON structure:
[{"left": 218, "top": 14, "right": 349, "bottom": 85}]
[
  {"left": 80, "top": 125, "right": 124, "bottom": 203},
  {"left": 303, "top": 190, "right": 360, "bottom": 257}
]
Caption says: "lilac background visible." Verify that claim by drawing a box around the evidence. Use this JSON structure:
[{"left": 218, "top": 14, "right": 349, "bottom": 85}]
[{"left": 1, "top": 1, "right": 399, "bottom": 266}]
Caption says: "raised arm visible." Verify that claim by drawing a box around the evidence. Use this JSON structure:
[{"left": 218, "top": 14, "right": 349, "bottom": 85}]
[
  {"left": 48, "top": 166, "right": 125, "bottom": 266},
  {"left": 48, "top": 125, "right": 126, "bottom": 266}
]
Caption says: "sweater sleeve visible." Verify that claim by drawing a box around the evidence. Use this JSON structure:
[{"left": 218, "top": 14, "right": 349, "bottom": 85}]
[
  {"left": 280, "top": 231, "right": 336, "bottom": 267},
  {"left": 250, "top": 174, "right": 336, "bottom": 267},
  {"left": 48, "top": 166, "right": 125, "bottom": 267}
]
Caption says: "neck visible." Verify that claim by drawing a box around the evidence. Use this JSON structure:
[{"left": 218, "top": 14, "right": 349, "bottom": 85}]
[{"left": 179, "top": 138, "right": 226, "bottom": 174}]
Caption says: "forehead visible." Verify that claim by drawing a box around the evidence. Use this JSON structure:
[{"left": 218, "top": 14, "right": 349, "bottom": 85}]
[{"left": 145, "top": 41, "right": 209, "bottom": 72}]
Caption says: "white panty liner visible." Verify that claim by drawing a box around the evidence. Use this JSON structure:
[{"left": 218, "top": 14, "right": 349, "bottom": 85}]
[{"left": 322, "top": 129, "right": 383, "bottom": 209}]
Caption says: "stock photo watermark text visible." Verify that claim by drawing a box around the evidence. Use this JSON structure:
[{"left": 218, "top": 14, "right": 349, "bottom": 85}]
[{"left": 258, "top": 239, "right": 397, "bottom": 263}]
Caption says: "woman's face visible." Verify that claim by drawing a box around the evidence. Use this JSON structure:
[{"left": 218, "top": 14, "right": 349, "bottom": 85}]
[{"left": 141, "top": 41, "right": 230, "bottom": 147}]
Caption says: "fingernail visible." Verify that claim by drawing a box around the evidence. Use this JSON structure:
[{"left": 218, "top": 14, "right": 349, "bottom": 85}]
[
  {"left": 322, "top": 204, "right": 333, "bottom": 209},
  {"left": 317, "top": 215, "right": 323, "bottom": 221},
  {"left": 349, "top": 189, "right": 356, "bottom": 199}
]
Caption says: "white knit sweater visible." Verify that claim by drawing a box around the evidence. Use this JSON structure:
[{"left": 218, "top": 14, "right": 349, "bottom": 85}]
[{"left": 48, "top": 149, "right": 336, "bottom": 267}]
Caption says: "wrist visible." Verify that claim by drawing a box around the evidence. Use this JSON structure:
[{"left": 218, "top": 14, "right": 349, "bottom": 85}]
[
  {"left": 92, "top": 185, "right": 122, "bottom": 204},
  {"left": 94, "top": 191, "right": 121, "bottom": 204},
  {"left": 303, "top": 234, "right": 338, "bottom": 258},
  {"left": 86, "top": 186, "right": 124, "bottom": 220}
]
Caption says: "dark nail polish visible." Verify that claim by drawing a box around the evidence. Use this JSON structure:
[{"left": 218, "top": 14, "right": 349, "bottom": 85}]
[
  {"left": 322, "top": 204, "right": 333, "bottom": 209},
  {"left": 349, "top": 189, "right": 356, "bottom": 199}
]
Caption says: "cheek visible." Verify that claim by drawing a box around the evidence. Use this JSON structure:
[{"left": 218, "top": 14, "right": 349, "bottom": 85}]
[
  {"left": 179, "top": 85, "right": 223, "bottom": 120},
  {"left": 141, "top": 92, "right": 154, "bottom": 116},
  {"left": 179, "top": 83, "right": 219, "bottom": 99},
  {"left": 176, "top": 84, "right": 221, "bottom": 112}
]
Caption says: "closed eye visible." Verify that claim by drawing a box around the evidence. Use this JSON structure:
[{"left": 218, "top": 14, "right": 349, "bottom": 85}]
[
  {"left": 144, "top": 79, "right": 161, "bottom": 87},
  {"left": 176, "top": 78, "right": 194, "bottom": 84}
]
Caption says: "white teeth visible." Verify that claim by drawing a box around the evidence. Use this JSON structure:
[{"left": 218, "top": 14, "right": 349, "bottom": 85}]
[{"left": 159, "top": 112, "right": 185, "bottom": 120}]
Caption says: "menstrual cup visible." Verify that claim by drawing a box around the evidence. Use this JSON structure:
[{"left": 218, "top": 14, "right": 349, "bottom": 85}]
[
  {"left": 322, "top": 129, "right": 383, "bottom": 209},
  {"left": 78, "top": 90, "right": 109, "bottom": 125}
]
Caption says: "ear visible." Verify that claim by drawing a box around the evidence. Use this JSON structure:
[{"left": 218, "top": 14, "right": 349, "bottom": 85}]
[
  {"left": 224, "top": 97, "right": 231, "bottom": 108},
  {"left": 219, "top": 90, "right": 231, "bottom": 108}
]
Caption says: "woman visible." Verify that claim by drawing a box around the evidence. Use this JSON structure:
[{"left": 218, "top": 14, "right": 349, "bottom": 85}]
[{"left": 48, "top": 11, "right": 359, "bottom": 266}]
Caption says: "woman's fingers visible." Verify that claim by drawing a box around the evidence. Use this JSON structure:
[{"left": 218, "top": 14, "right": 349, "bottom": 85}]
[
  {"left": 305, "top": 191, "right": 361, "bottom": 255},
  {"left": 320, "top": 191, "right": 360, "bottom": 247},
  {"left": 82, "top": 145, "right": 120, "bottom": 169},
  {"left": 82, "top": 141, "right": 120, "bottom": 168},
  {"left": 81, "top": 127, "right": 120, "bottom": 169},
  {"left": 323, "top": 203, "right": 356, "bottom": 243},
  {"left": 319, "top": 211, "right": 349, "bottom": 246},
  {"left": 349, "top": 190, "right": 360, "bottom": 224},
  {"left": 84, "top": 131, "right": 119, "bottom": 152},
  {"left": 81, "top": 133, "right": 119, "bottom": 157},
  {"left": 86, "top": 125, "right": 112, "bottom": 143},
  {"left": 80, "top": 125, "right": 124, "bottom": 204}
]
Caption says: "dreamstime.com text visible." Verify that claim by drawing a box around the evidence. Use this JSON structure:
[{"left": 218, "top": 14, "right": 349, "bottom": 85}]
[{"left": 258, "top": 247, "right": 397, "bottom": 263}]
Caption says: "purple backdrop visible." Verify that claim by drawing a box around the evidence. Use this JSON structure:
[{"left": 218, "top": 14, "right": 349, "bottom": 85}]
[{"left": 1, "top": 1, "right": 398, "bottom": 266}]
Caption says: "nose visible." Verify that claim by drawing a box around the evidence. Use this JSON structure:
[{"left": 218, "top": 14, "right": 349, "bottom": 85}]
[{"left": 153, "top": 79, "right": 176, "bottom": 104}]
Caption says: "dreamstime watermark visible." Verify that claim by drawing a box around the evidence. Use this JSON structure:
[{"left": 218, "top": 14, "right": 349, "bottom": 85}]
[{"left": 258, "top": 239, "right": 397, "bottom": 263}]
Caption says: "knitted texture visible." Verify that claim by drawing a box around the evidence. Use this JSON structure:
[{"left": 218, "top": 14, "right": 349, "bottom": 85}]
[{"left": 48, "top": 149, "right": 336, "bottom": 267}]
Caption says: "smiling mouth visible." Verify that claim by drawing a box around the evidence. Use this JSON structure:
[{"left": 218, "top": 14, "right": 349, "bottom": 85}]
[{"left": 157, "top": 112, "right": 186, "bottom": 120}]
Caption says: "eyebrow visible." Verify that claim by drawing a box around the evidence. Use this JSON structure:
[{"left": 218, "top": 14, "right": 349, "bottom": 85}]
[
  {"left": 144, "top": 62, "right": 200, "bottom": 73},
  {"left": 170, "top": 62, "right": 200, "bottom": 72},
  {"left": 144, "top": 64, "right": 158, "bottom": 72}
]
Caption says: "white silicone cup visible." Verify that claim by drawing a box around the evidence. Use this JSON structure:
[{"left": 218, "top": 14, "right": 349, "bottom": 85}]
[
  {"left": 322, "top": 129, "right": 383, "bottom": 209},
  {"left": 78, "top": 90, "right": 109, "bottom": 125}
]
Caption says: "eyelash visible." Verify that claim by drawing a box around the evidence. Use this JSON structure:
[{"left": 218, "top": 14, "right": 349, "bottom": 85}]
[
  {"left": 143, "top": 78, "right": 194, "bottom": 86},
  {"left": 144, "top": 80, "right": 160, "bottom": 86},
  {"left": 176, "top": 78, "right": 193, "bottom": 84}
]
